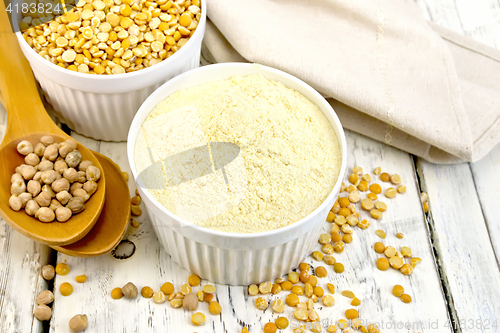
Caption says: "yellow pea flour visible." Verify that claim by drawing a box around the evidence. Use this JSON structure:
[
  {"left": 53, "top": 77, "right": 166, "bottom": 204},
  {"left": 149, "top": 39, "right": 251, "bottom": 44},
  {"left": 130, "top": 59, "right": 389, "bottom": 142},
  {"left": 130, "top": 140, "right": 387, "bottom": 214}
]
[{"left": 134, "top": 73, "right": 341, "bottom": 233}]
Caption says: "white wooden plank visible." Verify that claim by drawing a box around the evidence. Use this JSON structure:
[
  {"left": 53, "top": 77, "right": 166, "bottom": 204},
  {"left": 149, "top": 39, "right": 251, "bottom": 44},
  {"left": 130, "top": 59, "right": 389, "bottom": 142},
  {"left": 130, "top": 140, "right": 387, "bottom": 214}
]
[
  {"left": 414, "top": 0, "right": 500, "bottom": 48},
  {"left": 317, "top": 131, "right": 451, "bottom": 333},
  {"left": 470, "top": 143, "right": 500, "bottom": 263},
  {"left": 49, "top": 132, "right": 450, "bottom": 332},
  {"left": 417, "top": 159, "right": 500, "bottom": 333},
  {"left": 0, "top": 95, "right": 51, "bottom": 333}
]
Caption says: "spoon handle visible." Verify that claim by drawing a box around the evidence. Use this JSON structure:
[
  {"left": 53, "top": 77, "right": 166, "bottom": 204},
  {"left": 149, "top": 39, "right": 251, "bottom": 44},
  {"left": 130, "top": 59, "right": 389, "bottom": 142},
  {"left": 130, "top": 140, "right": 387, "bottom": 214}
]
[{"left": 0, "top": 2, "right": 63, "bottom": 147}]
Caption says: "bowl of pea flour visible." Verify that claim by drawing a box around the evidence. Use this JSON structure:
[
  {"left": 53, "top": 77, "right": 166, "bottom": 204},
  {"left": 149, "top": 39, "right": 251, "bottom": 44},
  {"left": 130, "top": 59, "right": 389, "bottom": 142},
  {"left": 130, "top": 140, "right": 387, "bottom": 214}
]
[{"left": 128, "top": 63, "right": 347, "bottom": 285}]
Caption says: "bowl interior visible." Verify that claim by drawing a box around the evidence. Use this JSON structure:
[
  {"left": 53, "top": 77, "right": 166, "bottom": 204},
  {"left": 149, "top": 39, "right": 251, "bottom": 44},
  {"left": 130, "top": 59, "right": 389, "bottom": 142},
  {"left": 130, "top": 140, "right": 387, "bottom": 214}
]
[{"left": 127, "top": 63, "right": 348, "bottom": 248}]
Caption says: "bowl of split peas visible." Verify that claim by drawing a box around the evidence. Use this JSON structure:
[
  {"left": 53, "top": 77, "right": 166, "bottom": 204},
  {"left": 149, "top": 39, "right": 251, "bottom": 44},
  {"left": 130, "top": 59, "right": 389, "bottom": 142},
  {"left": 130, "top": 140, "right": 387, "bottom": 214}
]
[{"left": 12, "top": 0, "right": 206, "bottom": 141}]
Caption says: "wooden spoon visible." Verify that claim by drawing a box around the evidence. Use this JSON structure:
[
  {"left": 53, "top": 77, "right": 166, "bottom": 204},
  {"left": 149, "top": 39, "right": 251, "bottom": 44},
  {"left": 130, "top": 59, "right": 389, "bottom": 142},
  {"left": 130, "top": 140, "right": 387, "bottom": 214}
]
[
  {"left": 0, "top": 5, "right": 105, "bottom": 246},
  {"left": 52, "top": 152, "right": 130, "bottom": 257}
]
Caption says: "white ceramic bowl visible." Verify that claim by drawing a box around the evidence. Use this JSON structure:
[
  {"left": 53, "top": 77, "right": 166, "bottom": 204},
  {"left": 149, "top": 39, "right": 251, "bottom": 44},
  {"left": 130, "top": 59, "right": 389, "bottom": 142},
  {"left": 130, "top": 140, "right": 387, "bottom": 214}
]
[
  {"left": 127, "top": 63, "right": 347, "bottom": 285},
  {"left": 13, "top": 0, "right": 206, "bottom": 141}
]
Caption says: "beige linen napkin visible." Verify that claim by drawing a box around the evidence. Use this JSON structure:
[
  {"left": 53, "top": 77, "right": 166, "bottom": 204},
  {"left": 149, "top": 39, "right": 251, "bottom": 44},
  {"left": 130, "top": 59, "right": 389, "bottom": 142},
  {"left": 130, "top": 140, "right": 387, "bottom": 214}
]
[{"left": 203, "top": 0, "right": 500, "bottom": 163}]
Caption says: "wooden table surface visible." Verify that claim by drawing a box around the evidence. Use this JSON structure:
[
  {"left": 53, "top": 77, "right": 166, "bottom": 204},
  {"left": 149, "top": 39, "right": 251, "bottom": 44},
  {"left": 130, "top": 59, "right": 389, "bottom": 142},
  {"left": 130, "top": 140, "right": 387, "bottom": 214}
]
[{"left": 1, "top": 1, "right": 500, "bottom": 332}]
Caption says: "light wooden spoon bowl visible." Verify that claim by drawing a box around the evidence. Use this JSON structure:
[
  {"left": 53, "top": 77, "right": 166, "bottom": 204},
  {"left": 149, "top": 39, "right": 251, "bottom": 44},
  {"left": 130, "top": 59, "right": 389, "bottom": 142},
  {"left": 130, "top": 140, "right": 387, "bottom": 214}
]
[
  {"left": 52, "top": 152, "right": 130, "bottom": 257},
  {"left": 0, "top": 5, "right": 105, "bottom": 246}
]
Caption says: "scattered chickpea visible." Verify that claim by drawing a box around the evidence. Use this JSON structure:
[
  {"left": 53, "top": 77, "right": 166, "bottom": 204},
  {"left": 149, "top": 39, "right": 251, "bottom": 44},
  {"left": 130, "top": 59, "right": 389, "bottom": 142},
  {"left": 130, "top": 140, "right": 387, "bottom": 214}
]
[
  {"left": 36, "top": 290, "right": 54, "bottom": 305},
  {"left": 191, "top": 312, "right": 205, "bottom": 326},
  {"left": 333, "top": 242, "right": 345, "bottom": 253},
  {"left": 34, "top": 304, "right": 52, "bottom": 321},
  {"left": 367, "top": 192, "right": 378, "bottom": 200},
  {"left": 326, "top": 283, "right": 335, "bottom": 294},
  {"left": 60, "top": 282, "right": 74, "bottom": 296},
  {"left": 41, "top": 265, "right": 55, "bottom": 280},
  {"left": 122, "top": 282, "right": 138, "bottom": 299},
  {"left": 396, "top": 232, "right": 404, "bottom": 239},
  {"left": 69, "top": 314, "right": 88, "bottom": 332},
  {"left": 182, "top": 292, "right": 199, "bottom": 311},
  {"left": 55, "top": 263, "right": 70, "bottom": 275},
  {"left": 351, "top": 297, "right": 361, "bottom": 306},
  {"left": 397, "top": 185, "right": 407, "bottom": 193}
]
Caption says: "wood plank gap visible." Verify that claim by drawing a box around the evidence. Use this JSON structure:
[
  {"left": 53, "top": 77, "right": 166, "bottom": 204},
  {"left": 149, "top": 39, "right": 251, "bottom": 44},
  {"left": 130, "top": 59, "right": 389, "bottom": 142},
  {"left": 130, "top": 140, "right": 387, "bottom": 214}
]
[
  {"left": 467, "top": 163, "right": 500, "bottom": 269},
  {"left": 414, "top": 156, "right": 460, "bottom": 333}
]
